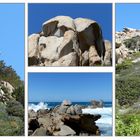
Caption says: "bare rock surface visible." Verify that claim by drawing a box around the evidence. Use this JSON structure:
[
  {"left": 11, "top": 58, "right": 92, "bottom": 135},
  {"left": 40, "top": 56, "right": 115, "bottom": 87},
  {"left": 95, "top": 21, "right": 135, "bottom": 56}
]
[
  {"left": 28, "top": 100, "right": 101, "bottom": 136},
  {"left": 28, "top": 16, "right": 112, "bottom": 66},
  {"left": 116, "top": 27, "right": 140, "bottom": 64}
]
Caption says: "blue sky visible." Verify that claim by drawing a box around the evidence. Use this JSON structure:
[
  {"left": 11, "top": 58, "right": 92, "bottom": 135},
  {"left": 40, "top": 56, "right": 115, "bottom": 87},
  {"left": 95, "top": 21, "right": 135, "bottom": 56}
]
[
  {"left": 0, "top": 4, "right": 24, "bottom": 80},
  {"left": 28, "top": 3, "right": 112, "bottom": 41},
  {"left": 116, "top": 4, "right": 140, "bottom": 31},
  {"left": 28, "top": 73, "right": 112, "bottom": 102}
]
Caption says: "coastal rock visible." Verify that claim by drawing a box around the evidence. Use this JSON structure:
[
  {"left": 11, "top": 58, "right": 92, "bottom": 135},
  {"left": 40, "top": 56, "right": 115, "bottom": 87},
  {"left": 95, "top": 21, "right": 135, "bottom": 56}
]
[
  {"left": 62, "top": 114, "right": 101, "bottom": 135},
  {"left": 28, "top": 109, "right": 37, "bottom": 118},
  {"left": 28, "top": 16, "right": 112, "bottom": 66},
  {"left": 53, "top": 125, "right": 76, "bottom": 136},
  {"left": 28, "top": 101, "right": 101, "bottom": 136},
  {"left": 32, "top": 127, "right": 47, "bottom": 136},
  {"left": 61, "top": 100, "right": 72, "bottom": 106},
  {"left": 90, "top": 100, "right": 103, "bottom": 108},
  {"left": 28, "top": 118, "right": 40, "bottom": 131}
]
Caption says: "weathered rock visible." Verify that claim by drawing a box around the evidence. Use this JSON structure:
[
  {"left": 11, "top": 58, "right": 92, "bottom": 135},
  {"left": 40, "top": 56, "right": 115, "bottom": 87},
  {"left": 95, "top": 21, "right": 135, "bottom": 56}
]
[
  {"left": 0, "top": 81, "right": 14, "bottom": 94},
  {"left": 61, "top": 100, "right": 72, "bottom": 106},
  {"left": 28, "top": 101, "right": 101, "bottom": 136},
  {"left": 74, "top": 18, "right": 105, "bottom": 58},
  {"left": 104, "top": 40, "right": 112, "bottom": 65},
  {"left": 81, "top": 51, "right": 89, "bottom": 66},
  {"left": 32, "top": 127, "right": 47, "bottom": 136},
  {"left": 116, "top": 28, "right": 140, "bottom": 64},
  {"left": 0, "top": 80, "right": 14, "bottom": 103},
  {"left": 52, "top": 52, "right": 79, "bottom": 66},
  {"left": 53, "top": 125, "right": 76, "bottom": 136},
  {"left": 66, "top": 105, "right": 75, "bottom": 115},
  {"left": 28, "top": 34, "right": 40, "bottom": 66},
  {"left": 28, "top": 118, "right": 40, "bottom": 131},
  {"left": 42, "top": 16, "right": 75, "bottom": 37},
  {"left": 28, "top": 109, "right": 37, "bottom": 118},
  {"left": 37, "top": 109, "right": 50, "bottom": 117},
  {"left": 28, "top": 16, "right": 112, "bottom": 66},
  {"left": 39, "top": 36, "right": 63, "bottom": 62},
  {"left": 58, "top": 30, "right": 79, "bottom": 58},
  {"left": 73, "top": 105, "right": 82, "bottom": 114},
  {"left": 90, "top": 100, "right": 103, "bottom": 108},
  {"left": 89, "top": 45, "right": 101, "bottom": 66},
  {"left": 62, "top": 114, "right": 101, "bottom": 135}
]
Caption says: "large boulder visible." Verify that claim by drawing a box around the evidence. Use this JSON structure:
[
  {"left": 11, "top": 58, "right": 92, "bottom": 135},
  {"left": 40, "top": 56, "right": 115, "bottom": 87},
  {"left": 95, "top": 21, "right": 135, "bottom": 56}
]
[
  {"left": 52, "top": 52, "right": 79, "bottom": 66},
  {"left": 28, "top": 34, "right": 40, "bottom": 66},
  {"left": 104, "top": 40, "right": 112, "bottom": 65},
  {"left": 74, "top": 18, "right": 105, "bottom": 57},
  {"left": 28, "top": 16, "right": 111, "bottom": 66},
  {"left": 58, "top": 30, "right": 79, "bottom": 58},
  {"left": 39, "top": 36, "right": 63, "bottom": 62},
  {"left": 32, "top": 127, "right": 47, "bottom": 136},
  {"left": 0, "top": 80, "right": 14, "bottom": 94},
  {"left": 28, "top": 109, "right": 37, "bottom": 118},
  {"left": 61, "top": 100, "right": 71, "bottom": 106},
  {"left": 42, "top": 16, "right": 75, "bottom": 37},
  {"left": 53, "top": 125, "right": 76, "bottom": 136},
  {"left": 89, "top": 45, "right": 101, "bottom": 66},
  {"left": 90, "top": 100, "right": 103, "bottom": 108}
]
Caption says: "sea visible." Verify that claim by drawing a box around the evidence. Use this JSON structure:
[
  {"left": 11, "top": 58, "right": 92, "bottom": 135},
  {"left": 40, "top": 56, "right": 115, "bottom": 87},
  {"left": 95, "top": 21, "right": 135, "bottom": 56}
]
[{"left": 28, "top": 101, "right": 112, "bottom": 136}]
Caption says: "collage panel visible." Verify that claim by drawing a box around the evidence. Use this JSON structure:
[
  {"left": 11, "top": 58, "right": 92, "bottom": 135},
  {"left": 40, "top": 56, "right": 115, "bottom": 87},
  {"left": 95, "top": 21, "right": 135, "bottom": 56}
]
[
  {"left": 0, "top": 4, "right": 25, "bottom": 136},
  {"left": 28, "top": 3, "right": 112, "bottom": 67},
  {"left": 115, "top": 3, "right": 140, "bottom": 136},
  {"left": 28, "top": 72, "right": 112, "bottom": 136}
]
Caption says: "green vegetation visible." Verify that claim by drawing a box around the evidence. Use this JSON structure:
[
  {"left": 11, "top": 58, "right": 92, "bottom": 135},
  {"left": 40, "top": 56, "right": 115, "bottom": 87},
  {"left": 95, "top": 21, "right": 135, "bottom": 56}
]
[
  {"left": 0, "top": 60, "right": 24, "bottom": 136},
  {"left": 124, "top": 36, "right": 140, "bottom": 51},
  {"left": 116, "top": 113, "right": 140, "bottom": 136},
  {"left": 0, "top": 60, "right": 22, "bottom": 87},
  {"left": 116, "top": 52, "right": 140, "bottom": 136},
  {"left": 0, "top": 102, "right": 24, "bottom": 136},
  {"left": 116, "top": 76, "right": 140, "bottom": 106},
  {"left": 116, "top": 59, "right": 133, "bottom": 73}
]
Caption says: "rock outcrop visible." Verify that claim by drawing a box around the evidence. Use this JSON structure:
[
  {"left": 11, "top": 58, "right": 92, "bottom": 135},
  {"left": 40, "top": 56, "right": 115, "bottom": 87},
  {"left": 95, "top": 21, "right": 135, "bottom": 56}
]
[
  {"left": 28, "top": 16, "right": 112, "bottom": 66},
  {"left": 0, "top": 80, "right": 14, "bottom": 103},
  {"left": 90, "top": 100, "right": 103, "bottom": 108},
  {"left": 116, "top": 28, "right": 140, "bottom": 64},
  {"left": 28, "top": 100, "right": 101, "bottom": 136}
]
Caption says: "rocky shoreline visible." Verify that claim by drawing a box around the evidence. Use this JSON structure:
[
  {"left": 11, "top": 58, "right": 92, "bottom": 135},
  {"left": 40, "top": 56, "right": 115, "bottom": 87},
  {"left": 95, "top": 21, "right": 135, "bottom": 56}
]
[{"left": 28, "top": 100, "right": 103, "bottom": 136}]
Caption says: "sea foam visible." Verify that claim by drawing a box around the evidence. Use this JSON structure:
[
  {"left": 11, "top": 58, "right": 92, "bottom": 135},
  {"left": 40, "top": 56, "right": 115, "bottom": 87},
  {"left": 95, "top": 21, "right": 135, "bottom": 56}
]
[
  {"left": 28, "top": 102, "right": 48, "bottom": 112},
  {"left": 82, "top": 107, "right": 112, "bottom": 136}
]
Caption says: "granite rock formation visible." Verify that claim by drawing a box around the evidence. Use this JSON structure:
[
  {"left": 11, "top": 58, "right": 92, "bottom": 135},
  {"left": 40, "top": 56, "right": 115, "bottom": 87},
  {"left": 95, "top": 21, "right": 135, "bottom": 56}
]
[
  {"left": 28, "top": 100, "right": 101, "bottom": 136},
  {"left": 28, "top": 16, "right": 112, "bottom": 66},
  {"left": 116, "top": 28, "right": 140, "bottom": 64}
]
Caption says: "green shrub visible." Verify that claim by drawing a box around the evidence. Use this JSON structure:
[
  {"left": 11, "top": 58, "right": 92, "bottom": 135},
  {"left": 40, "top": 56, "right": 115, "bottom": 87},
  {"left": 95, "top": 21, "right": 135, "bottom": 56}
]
[
  {"left": 6, "top": 100, "right": 24, "bottom": 119},
  {"left": 12, "top": 85, "right": 24, "bottom": 106},
  {"left": 116, "top": 59, "right": 133, "bottom": 73},
  {"left": 116, "top": 113, "right": 140, "bottom": 136},
  {"left": 116, "top": 76, "right": 140, "bottom": 106},
  {"left": 124, "top": 36, "right": 140, "bottom": 51},
  {"left": 0, "top": 116, "right": 24, "bottom": 136}
]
